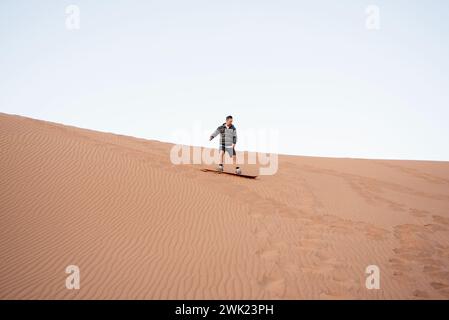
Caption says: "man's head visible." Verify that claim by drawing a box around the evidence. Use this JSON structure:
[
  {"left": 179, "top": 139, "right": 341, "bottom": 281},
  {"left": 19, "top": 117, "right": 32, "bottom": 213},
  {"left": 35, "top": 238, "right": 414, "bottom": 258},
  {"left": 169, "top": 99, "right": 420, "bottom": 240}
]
[{"left": 226, "top": 115, "right": 233, "bottom": 126}]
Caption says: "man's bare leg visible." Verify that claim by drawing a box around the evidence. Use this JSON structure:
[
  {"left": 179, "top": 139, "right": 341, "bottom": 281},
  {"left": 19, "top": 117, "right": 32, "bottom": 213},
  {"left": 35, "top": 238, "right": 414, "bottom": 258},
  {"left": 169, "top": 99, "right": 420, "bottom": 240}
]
[
  {"left": 233, "top": 154, "right": 241, "bottom": 174},
  {"left": 218, "top": 150, "right": 225, "bottom": 171}
]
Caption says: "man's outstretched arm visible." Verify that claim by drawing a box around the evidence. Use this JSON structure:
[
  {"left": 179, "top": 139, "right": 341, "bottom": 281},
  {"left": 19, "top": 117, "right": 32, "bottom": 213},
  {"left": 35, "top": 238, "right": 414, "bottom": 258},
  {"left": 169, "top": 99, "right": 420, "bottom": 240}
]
[{"left": 209, "top": 127, "right": 220, "bottom": 141}]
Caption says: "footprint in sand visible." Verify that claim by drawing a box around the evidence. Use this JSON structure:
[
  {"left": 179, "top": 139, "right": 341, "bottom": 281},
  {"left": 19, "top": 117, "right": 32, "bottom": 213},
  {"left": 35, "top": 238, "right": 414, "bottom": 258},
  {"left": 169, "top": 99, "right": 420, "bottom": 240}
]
[
  {"left": 298, "top": 264, "right": 335, "bottom": 274},
  {"left": 248, "top": 210, "right": 263, "bottom": 219},
  {"left": 298, "top": 254, "right": 345, "bottom": 275},
  {"left": 258, "top": 273, "right": 286, "bottom": 298},
  {"left": 252, "top": 226, "right": 270, "bottom": 240},
  {"left": 296, "top": 238, "right": 328, "bottom": 251},
  {"left": 433, "top": 215, "right": 449, "bottom": 226},
  {"left": 391, "top": 222, "right": 449, "bottom": 298},
  {"left": 275, "top": 207, "right": 298, "bottom": 219},
  {"left": 409, "top": 208, "right": 429, "bottom": 218},
  {"left": 423, "top": 223, "right": 447, "bottom": 232},
  {"left": 330, "top": 276, "right": 359, "bottom": 291},
  {"left": 413, "top": 290, "right": 430, "bottom": 298},
  {"left": 255, "top": 247, "right": 280, "bottom": 260},
  {"left": 319, "top": 290, "right": 355, "bottom": 300},
  {"left": 430, "top": 282, "right": 449, "bottom": 291}
]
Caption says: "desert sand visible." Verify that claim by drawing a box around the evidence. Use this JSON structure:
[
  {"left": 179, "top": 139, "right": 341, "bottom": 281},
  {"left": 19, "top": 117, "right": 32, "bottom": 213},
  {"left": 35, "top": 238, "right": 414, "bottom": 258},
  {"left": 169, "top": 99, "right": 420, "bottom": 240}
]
[{"left": 1, "top": 112, "right": 449, "bottom": 299}]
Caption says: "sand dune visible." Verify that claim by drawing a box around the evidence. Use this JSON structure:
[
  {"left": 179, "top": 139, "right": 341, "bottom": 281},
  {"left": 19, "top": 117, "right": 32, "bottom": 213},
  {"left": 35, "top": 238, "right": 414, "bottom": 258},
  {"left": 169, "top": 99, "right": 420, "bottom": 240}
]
[{"left": 1, "top": 112, "right": 449, "bottom": 299}]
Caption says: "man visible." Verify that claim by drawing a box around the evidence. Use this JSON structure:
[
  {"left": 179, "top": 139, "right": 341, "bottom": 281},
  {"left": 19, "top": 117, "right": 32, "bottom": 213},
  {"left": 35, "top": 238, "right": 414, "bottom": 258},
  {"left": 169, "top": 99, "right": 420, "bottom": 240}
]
[{"left": 209, "top": 115, "right": 241, "bottom": 174}]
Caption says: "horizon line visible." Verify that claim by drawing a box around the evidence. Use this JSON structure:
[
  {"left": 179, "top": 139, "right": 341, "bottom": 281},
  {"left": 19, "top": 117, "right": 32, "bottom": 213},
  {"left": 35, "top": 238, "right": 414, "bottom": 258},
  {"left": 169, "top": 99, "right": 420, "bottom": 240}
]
[{"left": 2, "top": 111, "right": 448, "bottom": 163}]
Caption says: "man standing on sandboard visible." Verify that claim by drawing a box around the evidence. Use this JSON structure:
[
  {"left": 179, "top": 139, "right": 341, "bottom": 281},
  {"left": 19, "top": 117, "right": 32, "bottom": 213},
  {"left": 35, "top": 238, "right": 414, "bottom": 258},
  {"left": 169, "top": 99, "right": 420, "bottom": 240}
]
[{"left": 209, "top": 115, "right": 241, "bottom": 175}]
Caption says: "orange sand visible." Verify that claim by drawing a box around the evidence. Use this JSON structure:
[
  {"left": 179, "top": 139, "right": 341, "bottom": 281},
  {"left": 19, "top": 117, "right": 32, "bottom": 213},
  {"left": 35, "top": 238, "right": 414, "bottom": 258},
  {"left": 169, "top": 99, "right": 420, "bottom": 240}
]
[{"left": 1, "top": 112, "right": 449, "bottom": 299}]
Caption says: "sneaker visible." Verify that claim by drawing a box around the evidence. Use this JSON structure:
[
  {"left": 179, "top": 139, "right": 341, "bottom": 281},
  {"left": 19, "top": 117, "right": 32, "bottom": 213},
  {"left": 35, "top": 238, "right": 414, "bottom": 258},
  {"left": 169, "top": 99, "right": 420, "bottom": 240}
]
[
  {"left": 217, "top": 164, "right": 224, "bottom": 172},
  {"left": 235, "top": 167, "right": 241, "bottom": 175}
]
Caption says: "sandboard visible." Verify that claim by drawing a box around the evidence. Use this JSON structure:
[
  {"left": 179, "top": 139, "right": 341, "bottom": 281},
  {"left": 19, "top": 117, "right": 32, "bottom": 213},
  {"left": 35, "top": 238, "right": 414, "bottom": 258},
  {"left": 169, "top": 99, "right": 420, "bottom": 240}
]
[{"left": 200, "top": 168, "right": 258, "bottom": 179}]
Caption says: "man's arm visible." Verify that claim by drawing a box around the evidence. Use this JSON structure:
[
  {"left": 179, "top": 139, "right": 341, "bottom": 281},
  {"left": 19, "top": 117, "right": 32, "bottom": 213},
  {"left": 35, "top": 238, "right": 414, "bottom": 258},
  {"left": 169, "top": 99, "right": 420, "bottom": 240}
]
[
  {"left": 209, "top": 127, "right": 220, "bottom": 141},
  {"left": 232, "top": 128, "right": 237, "bottom": 146}
]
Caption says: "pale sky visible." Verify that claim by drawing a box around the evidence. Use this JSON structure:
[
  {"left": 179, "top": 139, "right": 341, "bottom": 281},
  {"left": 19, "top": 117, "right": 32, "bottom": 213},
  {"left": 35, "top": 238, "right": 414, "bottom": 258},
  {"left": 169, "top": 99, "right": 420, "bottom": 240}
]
[{"left": 1, "top": 0, "right": 448, "bottom": 160}]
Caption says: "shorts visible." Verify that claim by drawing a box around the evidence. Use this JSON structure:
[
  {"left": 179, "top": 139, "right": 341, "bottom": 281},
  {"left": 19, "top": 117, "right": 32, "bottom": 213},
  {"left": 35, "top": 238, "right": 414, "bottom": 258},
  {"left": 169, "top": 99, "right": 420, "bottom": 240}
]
[{"left": 220, "top": 145, "right": 236, "bottom": 157}]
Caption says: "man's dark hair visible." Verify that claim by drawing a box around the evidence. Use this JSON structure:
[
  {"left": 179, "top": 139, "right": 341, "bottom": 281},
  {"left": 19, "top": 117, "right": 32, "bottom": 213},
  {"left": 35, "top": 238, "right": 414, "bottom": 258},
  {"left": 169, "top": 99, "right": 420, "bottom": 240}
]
[{"left": 226, "top": 115, "right": 233, "bottom": 120}]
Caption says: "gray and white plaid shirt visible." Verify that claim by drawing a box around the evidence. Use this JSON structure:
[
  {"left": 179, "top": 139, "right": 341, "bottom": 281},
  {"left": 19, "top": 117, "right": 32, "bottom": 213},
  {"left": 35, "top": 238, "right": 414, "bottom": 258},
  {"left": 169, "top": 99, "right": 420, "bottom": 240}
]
[{"left": 210, "top": 123, "right": 237, "bottom": 147}]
